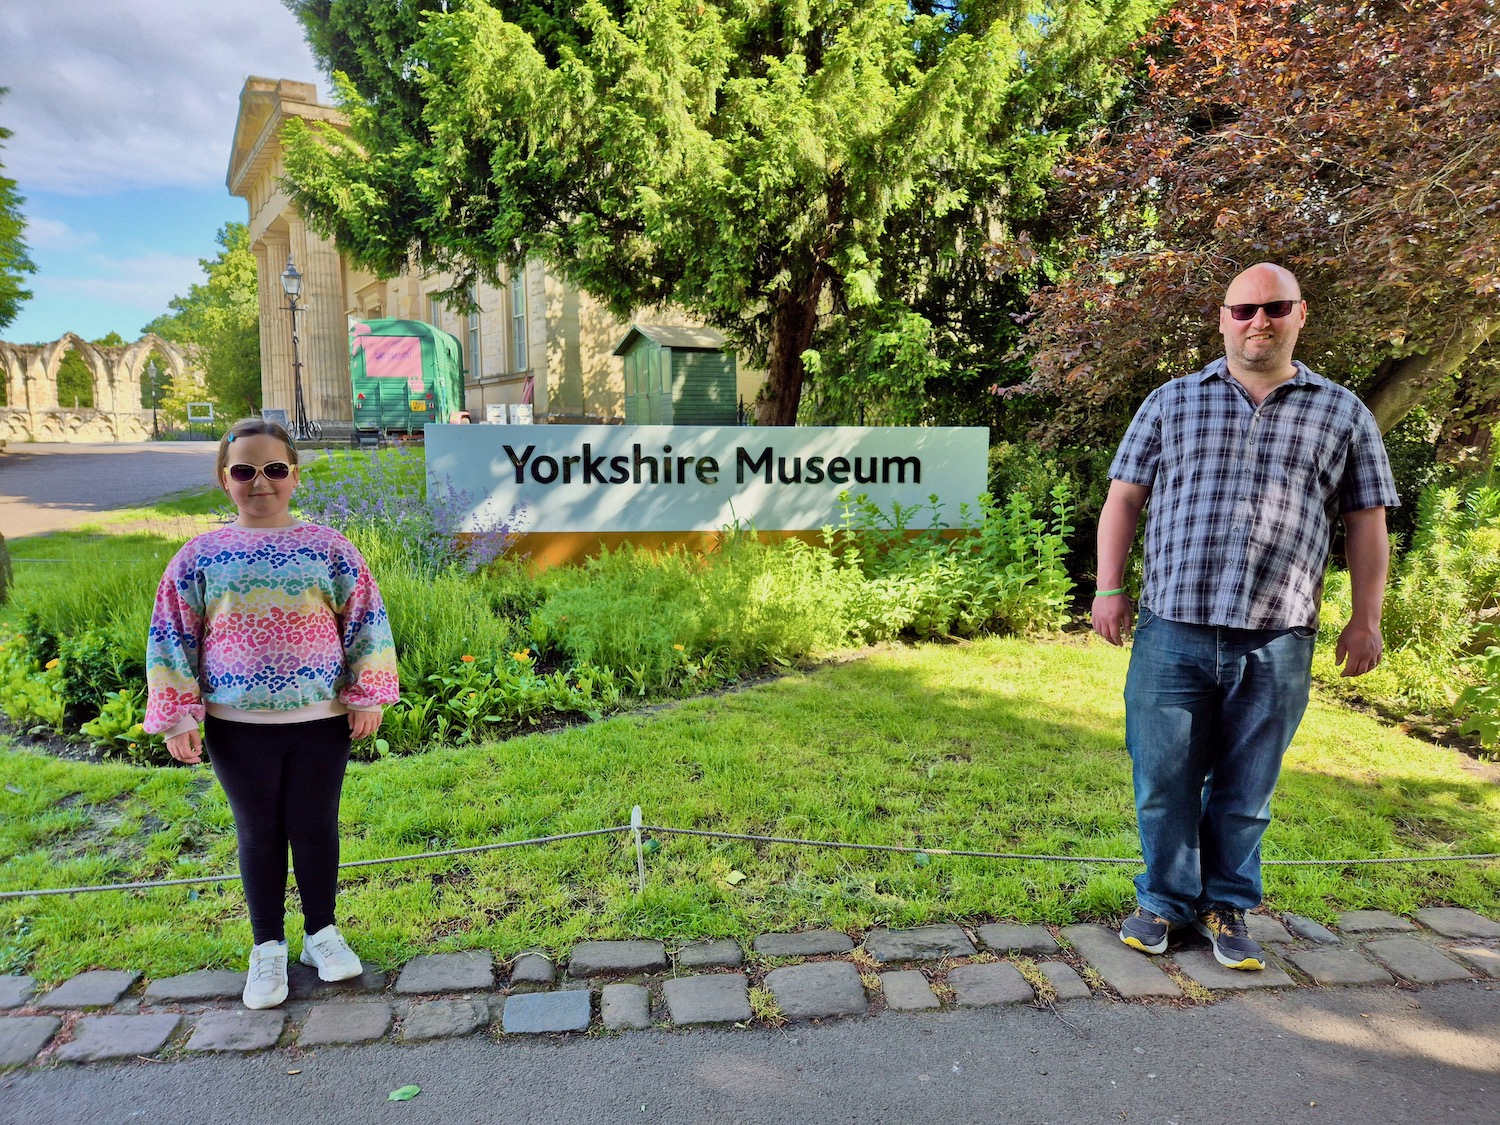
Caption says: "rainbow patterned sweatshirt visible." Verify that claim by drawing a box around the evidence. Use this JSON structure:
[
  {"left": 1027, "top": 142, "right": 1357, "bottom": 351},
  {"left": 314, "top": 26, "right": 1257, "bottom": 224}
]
[{"left": 144, "top": 524, "right": 400, "bottom": 735}]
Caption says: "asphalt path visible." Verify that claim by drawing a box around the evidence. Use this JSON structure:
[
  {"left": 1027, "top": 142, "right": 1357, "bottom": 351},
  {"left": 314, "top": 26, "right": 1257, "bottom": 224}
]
[
  {"left": 0, "top": 442, "right": 220, "bottom": 538},
  {"left": 2, "top": 982, "right": 1496, "bottom": 1125}
]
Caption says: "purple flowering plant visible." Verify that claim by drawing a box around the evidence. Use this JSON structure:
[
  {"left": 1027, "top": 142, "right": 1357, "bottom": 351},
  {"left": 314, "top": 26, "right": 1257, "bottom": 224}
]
[{"left": 293, "top": 444, "right": 522, "bottom": 573}]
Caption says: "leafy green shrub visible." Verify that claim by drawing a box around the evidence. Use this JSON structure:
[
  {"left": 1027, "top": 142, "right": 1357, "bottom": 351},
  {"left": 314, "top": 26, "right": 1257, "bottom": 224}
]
[
  {"left": 77, "top": 687, "right": 167, "bottom": 764},
  {"left": 1457, "top": 646, "right": 1500, "bottom": 758},
  {"left": 351, "top": 530, "right": 521, "bottom": 690},
  {"left": 372, "top": 651, "right": 623, "bottom": 756},
  {"left": 1317, "top": 480, "right": 1500, "bottom": 741},
  {"left": 829, "top": 484, "right": 1075, "bottom": 639},
  {"left": 0, "top": 634, "right": 65, "bottom": 734}
]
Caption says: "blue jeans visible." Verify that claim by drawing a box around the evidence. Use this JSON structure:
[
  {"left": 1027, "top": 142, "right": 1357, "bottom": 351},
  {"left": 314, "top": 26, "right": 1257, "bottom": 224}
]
[{"left": 1124, "top": 609, "right": 1315, "bottom": 924}]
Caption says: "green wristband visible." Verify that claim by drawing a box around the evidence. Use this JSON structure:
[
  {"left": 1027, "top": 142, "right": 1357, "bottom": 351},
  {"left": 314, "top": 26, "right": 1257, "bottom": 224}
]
[{"left": 1095, "top": 588, "right": 1126, "bottom": 597}]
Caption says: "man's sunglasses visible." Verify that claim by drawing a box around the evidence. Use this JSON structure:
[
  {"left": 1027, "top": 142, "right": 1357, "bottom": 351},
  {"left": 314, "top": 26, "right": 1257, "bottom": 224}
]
[
  {"left": 226, "top": 461, "right": 294, "bottom": 483},
  {"left": 1223, "top": 300, "right": 1300, "bottom": 321}
]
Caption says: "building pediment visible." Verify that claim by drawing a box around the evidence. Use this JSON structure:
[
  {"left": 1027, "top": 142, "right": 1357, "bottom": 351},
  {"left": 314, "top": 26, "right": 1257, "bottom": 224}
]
[{"left": 226, "top": 77, "right": 344, "bottom": 200}]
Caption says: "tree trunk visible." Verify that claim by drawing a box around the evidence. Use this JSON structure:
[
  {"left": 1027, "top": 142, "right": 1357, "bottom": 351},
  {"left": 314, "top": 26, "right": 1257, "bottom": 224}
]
[
  {"left": 755, "top": 271, "right": 826, "bottom": 426},
  {"left": 1361, "top": 316, "right": 1495, "bottom": 433}
]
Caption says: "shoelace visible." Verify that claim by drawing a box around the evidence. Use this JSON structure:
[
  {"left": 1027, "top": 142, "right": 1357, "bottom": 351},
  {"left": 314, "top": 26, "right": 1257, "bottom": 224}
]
[
  {"left": 311, "top": 932, "right": 353, "bottom": 959},
  {"left": 1204, "top": 909, "right": 1249, "bottom": 938},
  {"left": 250, "top": 951, "right": 285, "bottom": 983}
]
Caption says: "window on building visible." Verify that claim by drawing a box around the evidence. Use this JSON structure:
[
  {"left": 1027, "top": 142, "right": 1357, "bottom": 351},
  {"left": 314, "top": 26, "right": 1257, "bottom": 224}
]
[
  {"left": 510, "top": 273, "right": 528, "bottom": 373},
  {"left": 427, "top": 294, "right": 443, "bottom": 328},
  {"left": 468, "top": 285, "right": 482, "bottom": 380}
]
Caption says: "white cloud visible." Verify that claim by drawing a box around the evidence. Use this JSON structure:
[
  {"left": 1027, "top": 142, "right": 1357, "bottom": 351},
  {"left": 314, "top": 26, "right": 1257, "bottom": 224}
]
[
  {"left": 1, "top": 1, "right": 329, "bottom": 195},
  {"left": 22, "top": 216, "right": 99, "bottom": 252},
  {"left": 20, "top": 250, "right": 203, "bottom": 339}
]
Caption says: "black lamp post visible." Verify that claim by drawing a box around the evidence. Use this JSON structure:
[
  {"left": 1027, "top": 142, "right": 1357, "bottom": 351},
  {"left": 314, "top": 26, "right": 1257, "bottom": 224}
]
[
  {"left": 147, "top": 359, "right": 159, "bottom": 439},
  {"left": 280, "top": 253, "right": 311, "bottom": 441}
]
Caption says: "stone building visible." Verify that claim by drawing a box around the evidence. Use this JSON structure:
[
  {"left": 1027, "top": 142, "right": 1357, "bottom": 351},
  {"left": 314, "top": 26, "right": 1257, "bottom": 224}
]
[{"left": 227, "top": 77, "right": 758, "bottom": 430}]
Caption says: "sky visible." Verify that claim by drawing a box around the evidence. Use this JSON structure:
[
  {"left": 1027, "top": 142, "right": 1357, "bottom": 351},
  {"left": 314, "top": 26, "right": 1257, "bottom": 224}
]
[{"left": 1, "top": 2, "right": 331, "bottom": 344}]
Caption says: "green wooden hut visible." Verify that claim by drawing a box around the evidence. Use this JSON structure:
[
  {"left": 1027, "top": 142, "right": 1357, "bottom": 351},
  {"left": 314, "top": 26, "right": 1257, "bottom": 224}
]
[{"left": 614, "top": 325, "right": 736, "bottom": 425}]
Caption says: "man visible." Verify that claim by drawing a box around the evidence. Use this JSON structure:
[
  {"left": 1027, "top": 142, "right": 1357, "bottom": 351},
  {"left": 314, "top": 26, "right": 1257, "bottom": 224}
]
[{"left": 1093, "top": 263, "right": 1398, "bottom": 969}]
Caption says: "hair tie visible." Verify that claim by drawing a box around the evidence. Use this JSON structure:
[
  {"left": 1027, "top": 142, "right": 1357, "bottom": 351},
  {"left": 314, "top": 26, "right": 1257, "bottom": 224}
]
[{"left": 226, "top": 432, "right": 237, "bottom": 443}]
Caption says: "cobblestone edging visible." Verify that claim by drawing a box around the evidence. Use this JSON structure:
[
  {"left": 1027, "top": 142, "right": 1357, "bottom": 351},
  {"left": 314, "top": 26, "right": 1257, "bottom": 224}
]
[{"left": 1, "top": 908, "right": 1496, "bottom": 1068}]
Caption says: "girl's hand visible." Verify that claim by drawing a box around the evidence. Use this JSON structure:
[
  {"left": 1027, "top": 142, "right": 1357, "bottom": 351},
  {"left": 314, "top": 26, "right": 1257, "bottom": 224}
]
[
  {"left": 166, "top": 728, "right": 203, "bottom": 764},
  {"left": 348, "top": 708, "right": 383, "bottom": 741}
]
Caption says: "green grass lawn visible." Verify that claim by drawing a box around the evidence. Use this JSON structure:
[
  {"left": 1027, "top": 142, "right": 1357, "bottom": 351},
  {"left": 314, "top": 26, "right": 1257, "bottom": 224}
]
[{"left": 3, "top": 636, "right": 1496, "bottom": 982}]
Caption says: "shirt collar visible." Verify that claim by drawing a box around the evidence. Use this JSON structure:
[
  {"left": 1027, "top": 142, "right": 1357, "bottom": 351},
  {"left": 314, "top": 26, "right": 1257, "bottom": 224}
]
[{"left": 1196, "top": 357, "right": 1319, "bottom": 388}]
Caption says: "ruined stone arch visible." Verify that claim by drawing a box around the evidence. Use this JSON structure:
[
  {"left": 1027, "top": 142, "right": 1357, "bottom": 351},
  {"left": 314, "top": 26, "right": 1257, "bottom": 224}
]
[{"left": 0, "top": 332, "right": 204, "bottom": 442}]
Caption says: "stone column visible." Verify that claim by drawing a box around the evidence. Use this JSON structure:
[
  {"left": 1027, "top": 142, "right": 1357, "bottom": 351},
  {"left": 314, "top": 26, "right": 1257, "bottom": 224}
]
[
  {"left": 289, "top": 219, "right": 353, "bottom": 425},
  {"left": 256, "top": 235, "right": 293, "bottom": 419}
]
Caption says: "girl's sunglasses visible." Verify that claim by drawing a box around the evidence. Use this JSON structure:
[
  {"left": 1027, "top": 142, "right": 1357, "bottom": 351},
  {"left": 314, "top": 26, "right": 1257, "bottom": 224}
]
[
  {"left": 1223, "top": 300, "right": 1299, "bottom": 321},
  {"left": 226, "top": 461, "right": 293, "bottom": 483}
]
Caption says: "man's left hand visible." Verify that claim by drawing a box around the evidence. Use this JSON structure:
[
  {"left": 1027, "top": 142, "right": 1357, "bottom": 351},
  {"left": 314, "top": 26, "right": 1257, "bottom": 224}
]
[{"left": 1335, "top": 621, "right": 1383, "bottom": 677}]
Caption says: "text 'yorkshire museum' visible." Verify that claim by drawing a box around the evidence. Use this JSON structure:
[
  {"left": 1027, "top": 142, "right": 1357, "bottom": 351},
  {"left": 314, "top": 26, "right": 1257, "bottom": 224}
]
[{"left": 427, "top": 426, "right": 989, "bottom": 533}]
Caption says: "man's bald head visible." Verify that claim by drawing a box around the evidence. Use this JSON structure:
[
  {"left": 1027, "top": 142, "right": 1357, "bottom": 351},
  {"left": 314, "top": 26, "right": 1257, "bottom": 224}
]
[{"left": 1224, "top": 263, "right": 1302, "bottom": 304}]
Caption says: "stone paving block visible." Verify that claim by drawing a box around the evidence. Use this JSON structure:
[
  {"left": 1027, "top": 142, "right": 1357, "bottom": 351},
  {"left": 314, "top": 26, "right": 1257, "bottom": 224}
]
[
  {"left": 1336, "top": 910, "right": 1417, "bottom": 934},
  {"left": 395, "top": 951, "right": 494, "bottom": 994},
  {"left": 947, "top": 962, "right": 1034, "bottom": 1007},
  {"left": 509, "top": 952, "right": 556, "bottom": 990},
  {"left": 287, "top": 961, "right": 386, "bottom": 1000},
  {"left": 501, "top": 989, "right": 592, "bottom": 1034},
  {"left": 400, "top": 998, "right": 490, "bottom": 1041},
  {"left": 1038, "top": 962, "right": 1091, "bottom": 1001},
  {"left": 1060, "top": 925, "right": 1183, "bottom": 999},
  {"left": 1450, "top": 945, "right": 1500, "bottom": 979},
  {"left": 752, "top": 930, "right": 855, "bottom": 958},
  {"left": 601, "top": 983, "right": 652, "bottom": 1030},
  {"left": 664, "top": 973, "right": 751, "bottom": 1025},
  {"left": 1174, "top": 949, "right": 1295, "bottom": 990},
  {"left": 764, "top": 961, "right": 868, "bottom": 1021},
  {"left": 1283, "top": 914, "right": 1341, "bottom": 944},
  {"left": 863, "top": 924, "right": 976, "bottom": 963},
  {"left": 677, "top": 939, "right": 744, "bottom": 969},
  {"left": 36, "top": 969, "right": 141, "bottom": 1010},
  {"left": 0, "top": 1016, "right": 60, "bottom": 1067},
  {"left": 143, "top": 970, "right": 245, "bottom": 1003},
  {"left": 569, "top": 940, "right": 667, "bottom": 977},
  {"left": 879, "top": 970, "right": 940, "bottom": 1011},
  {"left": 297, "top": 1002, "right": 393, "bottom": 1047},
  {"left": 55, "top": 1014, "right": 180, "bottom": 1063},
  {"left": 184, "top": 1010, "right": 285, "bottom": 1053},
  {"left": 1362, "top": 937, "right": 1474, "bottom": 983},
  {"left": 0, "top": 975, "right": 36, "bottom": 1010},
  {"left": 1246, "top": 913, "right": 1295, "bottom": 944},
  {"left": 977, "top": 924, "right": 1059, "bottom": 955},
  {"left": 1285, "top": 949, "right": 1394, "bottom": 986},
  {"left": 1414, "top": 908, "right": 1500, "bottom": 940}
]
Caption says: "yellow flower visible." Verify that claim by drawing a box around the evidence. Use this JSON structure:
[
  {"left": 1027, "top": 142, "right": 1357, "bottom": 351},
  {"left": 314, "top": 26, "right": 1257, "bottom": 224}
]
[
  {"left": 510, "top": 650, "right": 532, "bottom": 663},
  {"left": 44, "top": 658, "right": 60, "bottom": 670},
  {"left": 673, "top": 644, "right": 685, "bottom": 652},
  {"left": 460, "top": 654, "right": 475, "bottom": 663}
]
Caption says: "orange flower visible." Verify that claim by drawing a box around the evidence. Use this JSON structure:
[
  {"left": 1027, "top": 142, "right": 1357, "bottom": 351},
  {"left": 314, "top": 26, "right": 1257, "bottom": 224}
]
[{"left": 460, "top": 654, "right": 475, "bottom": 663}]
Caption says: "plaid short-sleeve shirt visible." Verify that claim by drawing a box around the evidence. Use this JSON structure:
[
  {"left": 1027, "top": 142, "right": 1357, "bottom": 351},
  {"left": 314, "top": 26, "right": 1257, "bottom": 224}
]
[{"left": 1109, "top": 358, "right": 1399, "bottom": 630}]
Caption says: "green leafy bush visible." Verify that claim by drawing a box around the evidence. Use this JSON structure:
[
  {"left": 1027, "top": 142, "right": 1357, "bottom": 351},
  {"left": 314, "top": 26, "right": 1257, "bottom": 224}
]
[{"left": 1317, "top": 481, "right": 1500, "bottom": 744}]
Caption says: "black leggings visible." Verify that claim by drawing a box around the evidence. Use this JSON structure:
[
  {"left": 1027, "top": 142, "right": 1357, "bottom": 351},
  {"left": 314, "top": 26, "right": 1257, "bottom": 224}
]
[{"left": 205, "top": 715, "right": 351, "bottom": 944}]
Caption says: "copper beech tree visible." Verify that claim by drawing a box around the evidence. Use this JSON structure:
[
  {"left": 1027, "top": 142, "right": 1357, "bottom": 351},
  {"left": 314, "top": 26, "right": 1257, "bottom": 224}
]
[{"left": 1007, "top": 0, "right": 1499, "bottom": 455}]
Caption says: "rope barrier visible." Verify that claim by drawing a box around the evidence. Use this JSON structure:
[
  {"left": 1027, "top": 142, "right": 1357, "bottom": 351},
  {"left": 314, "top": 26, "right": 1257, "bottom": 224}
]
[{"left": 0, "top": 814, "right": 1494, "bottom": 900}]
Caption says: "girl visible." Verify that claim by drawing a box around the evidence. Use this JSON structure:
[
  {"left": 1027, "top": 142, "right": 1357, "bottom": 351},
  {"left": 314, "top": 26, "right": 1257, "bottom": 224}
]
[{"left": 145, "top": 418, "right": 400, "bottom": 1009}]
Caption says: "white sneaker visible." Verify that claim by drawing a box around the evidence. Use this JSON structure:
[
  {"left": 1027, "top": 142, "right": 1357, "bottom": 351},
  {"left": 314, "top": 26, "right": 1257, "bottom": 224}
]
[
  {"left": 243, "top": 939, "right": 289, "bottom": 1009},
  {"left": 300, "top": 924, "right": 363, "bottom": 982}
]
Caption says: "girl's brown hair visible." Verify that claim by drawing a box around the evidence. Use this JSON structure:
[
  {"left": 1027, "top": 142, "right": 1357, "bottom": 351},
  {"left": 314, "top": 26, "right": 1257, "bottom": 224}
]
[{"left": 214, "top": 417, "right": 299, "bottom": 489}]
